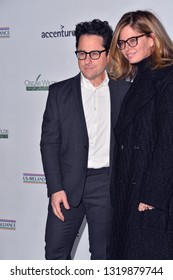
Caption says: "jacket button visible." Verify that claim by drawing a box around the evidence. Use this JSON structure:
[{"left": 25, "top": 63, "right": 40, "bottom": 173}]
[
  {"left": 131, "top": 181, "right": 136, "bottom": 185},
  {"left": 133, "top": 145, "right": 140, "bottom": 150},
  {"left": 116, "top": 180, "right": 122, "bottom": 183}
]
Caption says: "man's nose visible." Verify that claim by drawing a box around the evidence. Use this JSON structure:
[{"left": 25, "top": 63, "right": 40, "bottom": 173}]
[{"left": 85, "top": 53, "right": 92, "bottom": 62}]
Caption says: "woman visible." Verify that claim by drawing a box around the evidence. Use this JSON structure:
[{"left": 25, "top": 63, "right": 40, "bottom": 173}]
[{"left": 108, "top": 10, "right": 173, "bottom": 259}]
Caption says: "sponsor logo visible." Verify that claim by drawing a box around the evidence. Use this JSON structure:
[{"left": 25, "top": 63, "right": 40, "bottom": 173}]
[
  {"left": 23, "top": 173, "right": 46, "bottom": 184},
  {"left": 0, "top": 27, "right": 10, "bottom": 38},
  {"left": 0, "top": 128, "right": 9, "bottom": 138},
  {"left": 41, "top": 25, "right": 75, "bottom": 39},
  {"left": 24, "top": 74, "right": 56, "bottom": 91},
  {"left": 0, "top": 219, "right": 16, "bottom": 230}
]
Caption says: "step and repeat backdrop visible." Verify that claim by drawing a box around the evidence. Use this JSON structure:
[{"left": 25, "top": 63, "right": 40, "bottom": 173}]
[{"left": 0, "top": 0, "right": 173, "bottom": 260}]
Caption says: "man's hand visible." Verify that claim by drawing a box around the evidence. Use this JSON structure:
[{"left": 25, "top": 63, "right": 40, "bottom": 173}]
[
  {"left": 51, "top": 190, "right": 70, "bottom": 221},
  {"left": 138, "top": 202, "right": 154, "bottom": 212}
]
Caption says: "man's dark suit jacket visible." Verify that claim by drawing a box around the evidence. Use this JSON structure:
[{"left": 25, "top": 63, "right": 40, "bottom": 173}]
[{"left": 40, "top": 73, "right": 130, "bottom": 207}]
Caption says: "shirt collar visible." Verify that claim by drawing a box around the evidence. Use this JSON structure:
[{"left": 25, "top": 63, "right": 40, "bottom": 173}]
[{"left": 81, "top": 71, "right": 109, "bottom": 90}]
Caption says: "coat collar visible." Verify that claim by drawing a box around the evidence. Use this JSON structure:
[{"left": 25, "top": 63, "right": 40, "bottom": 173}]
[{"left": 116, "top": 68, "right": 156, "bottom": 135}]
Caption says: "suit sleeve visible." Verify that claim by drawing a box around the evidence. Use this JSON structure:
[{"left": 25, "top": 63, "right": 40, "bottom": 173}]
[{"left": 40, "top": 84, "right": 63, "bottom": 197}]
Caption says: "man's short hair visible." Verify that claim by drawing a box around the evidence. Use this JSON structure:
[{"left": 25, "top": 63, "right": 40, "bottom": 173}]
[{"left": 75, "top": 19, "right": 113, "bottom": 53}]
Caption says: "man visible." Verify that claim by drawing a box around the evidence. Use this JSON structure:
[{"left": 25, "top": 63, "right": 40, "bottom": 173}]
[{"left": 40, "top": 19, "right": 130, "bottom": 260}]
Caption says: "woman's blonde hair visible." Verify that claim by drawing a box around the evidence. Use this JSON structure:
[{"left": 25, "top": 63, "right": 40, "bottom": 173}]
[{"left": 108, "top": 10, "right": 173, "bottom": 80}]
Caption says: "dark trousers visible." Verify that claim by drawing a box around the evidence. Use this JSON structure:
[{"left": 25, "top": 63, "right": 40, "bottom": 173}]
[{"left": 45, "top": 167, "right": 114, "bottom": 260}]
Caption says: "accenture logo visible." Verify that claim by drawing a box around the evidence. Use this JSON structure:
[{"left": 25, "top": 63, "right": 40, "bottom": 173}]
[
  {"left": 0, "top": 27, "right": 10, "bottom": 38},
  {"left": 41, "top": 25, "right": 75, "bottom": 39},
  {"left": 24, "top": 74, "right": 56, "bottom": 91},
  {"left": 0, "top": 219, "right": 16, "bottom": 230}
]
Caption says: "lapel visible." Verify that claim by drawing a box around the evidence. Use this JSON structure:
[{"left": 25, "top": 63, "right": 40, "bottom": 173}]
[
  {"left": 116, "top": 70, "right": 156, "bottom": 136},
  {"left": 109, "top": 78, "right": 122, "bottom": 170},
  {"left": 109, "top": 79, "right": 115, "bottom": 171},
  {"left": 109, "top": 78, "right": 130, "bottom": 125},
  {"left": 109, "top": 78, "right": 116, "bottom": 125},
  {"left": 71, "top": 73, "right": 89, "bottom": 143}
]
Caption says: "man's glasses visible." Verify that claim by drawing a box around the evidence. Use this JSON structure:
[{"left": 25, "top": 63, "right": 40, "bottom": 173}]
[
  {"left": 117, "top": 33, "right": 151, "bottom": 50},
  {"left": 75, "top": 49, "right": 107, "bottom": 60}
]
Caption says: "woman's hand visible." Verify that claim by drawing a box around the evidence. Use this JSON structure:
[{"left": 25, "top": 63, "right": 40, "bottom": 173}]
[{"left": 138, "top": 202, "right": 154, "bottom": 211}]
